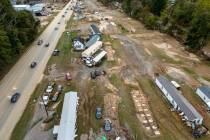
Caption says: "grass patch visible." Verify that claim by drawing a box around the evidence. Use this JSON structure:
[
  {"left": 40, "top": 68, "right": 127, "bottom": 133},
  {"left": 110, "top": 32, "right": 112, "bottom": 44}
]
[
  {"left": 47, "top": 31, "right": 78, "bottom": 71},
  {"left": 182, "top": 67, "right": 196, "bottom": 75},
  {"left": 202, "top": 76, "right": 210, "bottom": 82},
  {"left": 181, "top": 66, "right": 198, "bottom": 79},
  {"left": 117, "top": 23, "right": 129, "bottom": 34},
  {"left": 10, "top": 79, "right": 48, "bottom": 140},
  {"left": 151, "top": 47, "right": 183, "bottom": 65}
]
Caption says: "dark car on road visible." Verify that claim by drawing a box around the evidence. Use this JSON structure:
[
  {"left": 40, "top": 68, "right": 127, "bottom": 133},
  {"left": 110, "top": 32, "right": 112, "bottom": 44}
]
[
  {"left": 45, "top": 43, "right": 49, "bottom": 47},
  {"left": 30, "top": 61, "right": 37, "bottom": 68},
  {"left": 37, "top": 39, "right": 43, "bottom": 45},
  {"left": 11, "top": 92, "right": 20, "bottom": 103},
  {"left": 95, "top": 107, "right": 102, "bottom": 119}
]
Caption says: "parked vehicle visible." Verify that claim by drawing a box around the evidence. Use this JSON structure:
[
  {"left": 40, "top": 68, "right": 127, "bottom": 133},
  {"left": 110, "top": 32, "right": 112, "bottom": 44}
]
[
  {"left": 65, "top": 72, "right": 72, "bottom": 81},
  {"left": 53, "top": 49, "right": 60, "bottom": 56},
  {"left": 55, "top": 27, "right": 58, "bottom": 30},
  {"left": 46, "top": 85, "right": 53, "bottom": 93},
  {"left": 83, "top": 57, "right": 94, "bottom": 67},
  {"left": 45, "top": 43, "right": 49, "bottom": 47},
  {"left": 57, "top": 85, "right": 63, "bottom": 93},
  {"left": 104, "top": 119, "right": 112, "bottom": 132},
  {"left": 37, "top": 39, "right": 43, "bottom": 45},
  {"left": 46, "top": 82, "right": 55, "bottom": 93},
  {"left": 52, "top": 92, "right": 59, "bottom": 102},
  {"left": 90, "top": 70, "right": 106, "bottom": 79},
  {"left": 11, "top": 92, "right": 20, "bottom": 103},
  {"left": 42, "top": 95, "right": 49, "bottom": 105},
  {"left": 62, "top": 15, "right": 65, "bottom": 17},
  {"left": 95, "top": 107, "right": 102, "bottom": 119},
  {"left": 30, "top": 61, "right": 37, "bottom": 68},
  {"left": 192, "top": 126, "right": 208, "bottom": 138}
]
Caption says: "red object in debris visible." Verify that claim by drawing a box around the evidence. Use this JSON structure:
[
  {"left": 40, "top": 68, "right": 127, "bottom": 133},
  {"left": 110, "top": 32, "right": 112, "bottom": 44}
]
[{"left": 65, "top": 72, "right": 72, "bottom": 80}]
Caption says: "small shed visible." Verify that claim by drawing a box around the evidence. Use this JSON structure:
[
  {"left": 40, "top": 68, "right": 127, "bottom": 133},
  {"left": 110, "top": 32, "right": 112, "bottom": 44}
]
[{"left": 196, "top": 86, "right": 210, "bottom": 108}]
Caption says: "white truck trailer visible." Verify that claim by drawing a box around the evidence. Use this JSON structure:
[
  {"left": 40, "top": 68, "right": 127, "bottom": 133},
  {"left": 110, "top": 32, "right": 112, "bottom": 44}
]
[
  {"left": 82, "top": 41, "right": 102, "bottom": 58},
  {"left": 93, "top": 50, "right": 107, "bottom": 65}
]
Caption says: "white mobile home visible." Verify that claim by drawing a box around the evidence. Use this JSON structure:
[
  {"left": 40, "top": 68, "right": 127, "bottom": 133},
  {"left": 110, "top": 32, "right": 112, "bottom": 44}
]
[
  {"left": 82, "top": 41, "right": 102, "bottom": 58},
  {"left": 196, "top": 86, "right": 210, "bottom": 109},
  {"left": 93, "top": 50, "right": 107, "bottom": 65},
  {"left": 53, "top": 91, "right": 78, "bottom": 140},
  {"left": 13, "top": 5, "right": 31, "bottom": 11},
  {"left": 155, "top": 75, "right": 203, "bottom": 126}
]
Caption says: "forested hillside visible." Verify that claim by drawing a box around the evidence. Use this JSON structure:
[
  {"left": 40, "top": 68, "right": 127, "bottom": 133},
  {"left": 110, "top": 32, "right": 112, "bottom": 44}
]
[
  {"left": 0, "top": 0, "right": 39, "bottom": 73},
  {"left": 99, "top": 0, "right": 210, "bottom": 52}
]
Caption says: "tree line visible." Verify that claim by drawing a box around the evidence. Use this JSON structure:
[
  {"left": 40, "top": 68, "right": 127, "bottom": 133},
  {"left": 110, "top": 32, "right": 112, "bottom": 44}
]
[
  {"left": 99, "top": 0, "right": 210, "bottom": 52},
  {"left": 0, "top": 0, "right": 39, "bottom": 72}
]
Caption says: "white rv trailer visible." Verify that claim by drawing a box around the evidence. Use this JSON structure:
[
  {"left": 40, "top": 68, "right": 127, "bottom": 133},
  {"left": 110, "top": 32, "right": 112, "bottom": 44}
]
[
  {"left": 93, "top": 50, "right": 107, "bottom": 65},
  {"left": 81, "top": 41, "right": 102, "bottom": 58}
]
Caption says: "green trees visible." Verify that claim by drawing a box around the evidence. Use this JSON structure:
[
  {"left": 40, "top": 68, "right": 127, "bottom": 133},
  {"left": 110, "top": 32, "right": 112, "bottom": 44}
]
[
  {"left": 151, "top": 0, "right": 167, "bottom": 16},
  {"left": 186, "top": 0, "right": 210, "bottom": 51},
  {"left": 0, "top": 28, "right": 13, "bottom": 70},
  {"left": 0, "top": 0, "right": 39, "bottom": 72},
  {"left": 118, "top": 0, "right": 210, "bottom": 52}
]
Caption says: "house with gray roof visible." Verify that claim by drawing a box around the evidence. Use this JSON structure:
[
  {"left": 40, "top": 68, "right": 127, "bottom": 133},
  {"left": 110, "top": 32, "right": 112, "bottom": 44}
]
[
  {"left": 196, "top": 86, "right": 210, "bottom": 109},
  {"left": 90, "top": 24, "right": 101, "bottom": 36},
  {"left": 85, "top": 34, "right": 101, "bottom": 48},
  {"left": 155, "top": 75, "right": 203, "bottom": 127}
]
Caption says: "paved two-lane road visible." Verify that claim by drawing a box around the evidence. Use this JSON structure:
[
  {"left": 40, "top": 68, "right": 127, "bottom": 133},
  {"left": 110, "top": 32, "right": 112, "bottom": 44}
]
[{"left": 0, "top": 1, "right": 77, "bottom": 139}]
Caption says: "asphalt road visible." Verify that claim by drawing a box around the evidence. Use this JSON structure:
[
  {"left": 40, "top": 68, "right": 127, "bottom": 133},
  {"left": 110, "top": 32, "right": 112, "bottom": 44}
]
[{"left": 0, "top": 1, "right": 76, "bottom": 139}]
